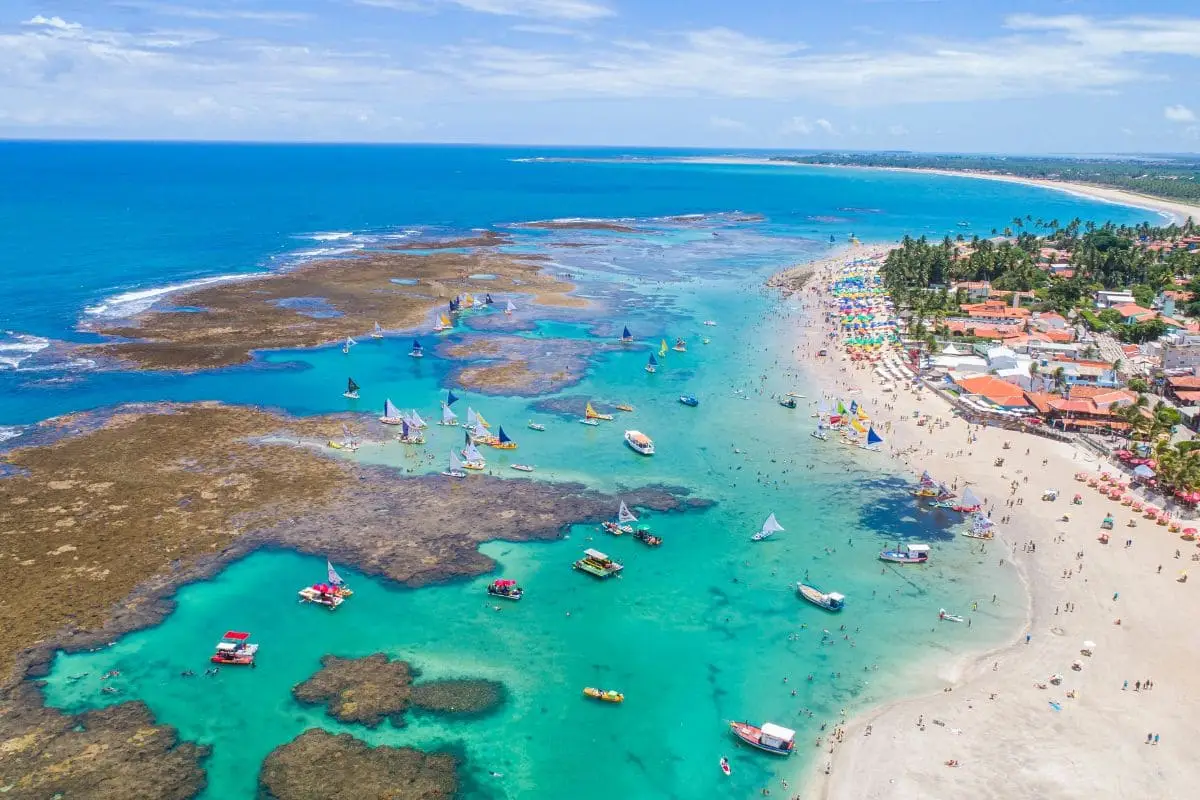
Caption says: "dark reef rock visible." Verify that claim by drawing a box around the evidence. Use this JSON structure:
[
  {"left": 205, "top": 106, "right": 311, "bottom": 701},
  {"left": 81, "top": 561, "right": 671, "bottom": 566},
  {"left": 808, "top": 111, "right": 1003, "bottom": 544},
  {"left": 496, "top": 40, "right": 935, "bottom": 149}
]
[
  {"left": 259, "top": 729, "right": 457, "bottom": 800},
  {"left": 410, "top": 679, "right": 505, "bottom": 717},
  {"left": 0, "top": 684, "right": 207, "bottom": 800}
]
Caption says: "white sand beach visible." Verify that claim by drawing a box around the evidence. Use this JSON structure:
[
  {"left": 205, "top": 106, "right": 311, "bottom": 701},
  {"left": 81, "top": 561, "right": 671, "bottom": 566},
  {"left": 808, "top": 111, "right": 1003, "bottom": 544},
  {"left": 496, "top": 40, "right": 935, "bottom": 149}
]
[{"left": 775, "top": 246, "right": 1200, "bottom": 799}]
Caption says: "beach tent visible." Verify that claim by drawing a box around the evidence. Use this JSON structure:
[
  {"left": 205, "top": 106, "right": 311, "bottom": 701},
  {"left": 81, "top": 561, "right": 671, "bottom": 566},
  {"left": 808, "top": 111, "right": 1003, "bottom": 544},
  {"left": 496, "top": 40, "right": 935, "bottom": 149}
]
[{"left": 1133, "top": 464, "right": 1155, "bottom": 479}]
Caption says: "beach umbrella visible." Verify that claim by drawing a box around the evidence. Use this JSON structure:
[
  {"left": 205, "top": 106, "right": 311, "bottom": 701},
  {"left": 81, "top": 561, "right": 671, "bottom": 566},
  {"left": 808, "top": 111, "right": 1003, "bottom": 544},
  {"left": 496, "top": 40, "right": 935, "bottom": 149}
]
[
  {"left": 1184, "top": 528, "right": 1197, "bottom": 536},
  {"left": 1133, "top": 464, "right": 1155, "bottom": 479}
]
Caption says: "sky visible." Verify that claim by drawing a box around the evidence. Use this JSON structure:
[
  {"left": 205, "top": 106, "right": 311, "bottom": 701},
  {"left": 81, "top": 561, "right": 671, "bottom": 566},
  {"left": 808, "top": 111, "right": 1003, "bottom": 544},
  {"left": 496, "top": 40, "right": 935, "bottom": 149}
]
[{"left": 2, "top": 0, "right": 1200, "bottom": 152}]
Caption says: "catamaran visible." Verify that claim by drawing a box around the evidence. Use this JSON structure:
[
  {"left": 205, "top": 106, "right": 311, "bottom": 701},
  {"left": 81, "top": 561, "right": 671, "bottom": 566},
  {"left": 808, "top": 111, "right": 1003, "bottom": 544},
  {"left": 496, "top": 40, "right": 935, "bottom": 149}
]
[
  {"left": 409, "top": 339, "right": 424, "bottom": 358},
  {"left": 624, "top": 430, "right": 654, "bottom": 455},
  {"left": 343, "top": 378, "right": 360, "bottom": 400},
  {"left": 879, "top": 543, "right": 930, "bottom": 564},
  {"left": 796, "top": 583, "right": 845, "bottom": 611},
  {"left": 210, "top": 631, "right": 259, "bottom": 666},
  {"left": 440, "top": 403, "right": 459, "bottom": 426},
  {"left": 370, "top": 321, "right": 384, "bottom": 339},
  {"left": 504, "top": 300, "right": 516, "bottom": 315},
  {"left": 752, "top": 513, "right": 784, "bottom": 542},
  {"left": 585, "top": 402, "right": 613, "bottom": 421},
  {"left": 620, "top": 325, "right": 634, "bottom": 344},
  {"left": 962, "top": 512, "right": 995, "bottom": 540},
  {"left": 604, "top": 501, "right": 639, "bottom": 535},
  {"left": 442, "top": 450, "right": 467, "bottom": 478},
  {"left": 379, "top": 398, "right": 403, "bottom": 425},
  {"left": 730, "top": 721, "right": 795, "bottom": 756},
  {"left": 489, "top": 426, "right": 517, "bottom": 450},
  {"left": 645, "top": 353, "right": 658, "bottom": 374},
  {"left": 487, "top": 578, "right": 523, "bottom": 600},
  {"left": 298, "top": 582, "right": 344, "bottom": 610},
  {"left": 327, "top": 560, "right": 351, "bottom": 595},
  {"left": 573, "top": 548, "right": 623, "bottom": 578},
  {"left": 461, "top": 441, "right": 486, "bottom": 470}
]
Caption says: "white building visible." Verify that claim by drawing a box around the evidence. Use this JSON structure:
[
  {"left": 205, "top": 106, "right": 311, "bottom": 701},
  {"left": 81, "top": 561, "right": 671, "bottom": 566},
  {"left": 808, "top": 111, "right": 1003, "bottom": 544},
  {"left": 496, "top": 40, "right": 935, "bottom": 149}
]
[
  {"left": 986, "top": 346, "right": 1019, "bottom": 371},
  {"left": 1095, "top": 290, "right": 1135, "bottom": 309},
  {"left": 1162, "top": 335, "right": 1200, "bottom": 372}
]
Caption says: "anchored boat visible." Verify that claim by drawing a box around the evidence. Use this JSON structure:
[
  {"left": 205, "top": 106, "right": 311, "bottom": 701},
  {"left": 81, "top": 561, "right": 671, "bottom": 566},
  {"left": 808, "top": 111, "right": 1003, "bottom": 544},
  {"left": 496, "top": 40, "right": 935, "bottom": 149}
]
[
  {"left": 797, "top": 582, "right": 845, "bottom": 611},
  {"left": 615, "top": 403, "right": 634, "bottom": 412},
  {"left": 624, "top": 430, "right": 655, "bottom": 455},
  {"left": 341, "top": 336, "right": 356, "bottom": 354},
  {"left": 659, "top": 339, "right": 669, "bottom": 357},
  {"left": 879, "top": 543, "right": 930, "bottom": 564},
  {"left": 380, "top": 398, "right": 403, "bottom": 425},
  {"left": 620, "top": 325, "right": 634, "bottom": 344},
  {"left": 442, "top": 450, "right": 468, "bottom": 478},
  {"left": 585, "top": 402, "right": 613, "bottom": 421},
  {"left": 573, "top": 548, "right": 623, "bottom": 578},
  {"left": 343, "top": 378, "right": 360, "bottom": 400},
  {"left": 633, "top": 526, "right": 662, "bottom": 546},
  {"left": 779, "top": 397, "right": 797, "bottom": 409},
  {"left": 729, "top": 721, "right": 795, "bottom": 755},
  {"left": 527, "top": 420, "right": 546, "bottom": 431},
  {"left": 488, "top": 426, "right": 517, "bottom": 450},
  {"left": 460, "top": 441, "right": 487, "bottom": 470},
  {"left": 645, "top": 353, "right": 658, "bottom": 373},
  {"left": 752, "top": 513, "right": 784, "bottom": 542},
  {"left": 583, "top": 687, "right": 624, "bottom": 703},
  {"left": 210, "top": 631, "right": 258, "bottom": 666},
  {"left": 673, "top": 337, "right": 687, "bottom": 352},
  {"left": 505, "top": 300, "right": 516, "bottom": 316},
  {"left": 487, "top": 579, "right": 523, "bottom": 601},
  {"left": 678, "top": 395, "right": 699, "bottom": 407},
  {"left": 434, "top": 312, "right": 452, "bottom": 332},
  {"left": 370, "top": 321, "right": 384, "bottom": 339},
  {"left": 510, "top": 464, "right": 534, "bottom": 472},
  {"left": 409, "top": 339, "right": 424, "bottom": 358},
  {"left": 298, "top": 583, "right": 344, "bottom": 610}
]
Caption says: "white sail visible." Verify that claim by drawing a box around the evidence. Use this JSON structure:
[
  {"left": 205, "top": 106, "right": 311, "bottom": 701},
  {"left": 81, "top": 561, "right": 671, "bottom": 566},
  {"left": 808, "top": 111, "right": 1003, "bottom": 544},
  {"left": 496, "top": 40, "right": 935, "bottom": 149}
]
[
  {"left": 373, "top": 322, "right": 382, "bottom": 333},
  {"left": 383, "top": 399, "right": 401, "bottom": 420},
  {"left": 410, "top": 410, "right": 427, "bottom": 428},
  {"left": 346, "top": 337, "right": 357, "bottom": 347},
  {"left": 617, "top": 501, "right": 638, "bottom": 523},
  {"left": 441, "top": 403, "right": 458, "bottom": 424},
  {"left": 327, "top": 560, "right": 344, "bottom": 586},
  {"left": 464, "top": 442, "right": 484, "bottom": 462},
  {"left": 505, "top": 300, "right": 516, "bottom": 312},
  {"left": 465, "top": 407, "right": 478, "bottom": 426},
  {"left": 449, "top": 450, "right": 464, "bottom": 471},
  {"left": 473, "top": 421, "right": 489, "bottom": 440},
  {"left": 961, "top": 487, "right": 982, "bottom": 508},
  {"left": 760, "top": 513, "right": 785, "bottom": 537}
]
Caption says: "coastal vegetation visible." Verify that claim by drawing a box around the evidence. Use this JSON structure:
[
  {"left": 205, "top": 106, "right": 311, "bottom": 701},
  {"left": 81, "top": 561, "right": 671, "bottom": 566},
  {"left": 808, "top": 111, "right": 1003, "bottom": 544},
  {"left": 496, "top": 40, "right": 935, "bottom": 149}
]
[{"left": 772, "top": 153, "right": 1200, "bottom": 203}]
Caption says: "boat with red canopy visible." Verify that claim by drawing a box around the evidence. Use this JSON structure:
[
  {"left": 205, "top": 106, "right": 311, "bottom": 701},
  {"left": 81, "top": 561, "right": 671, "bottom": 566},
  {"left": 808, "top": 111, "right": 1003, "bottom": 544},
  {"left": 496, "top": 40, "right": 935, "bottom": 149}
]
[
  {"left": 486, "top": 578, "right": 524, "bottom": 601},
  {"left": 211, "top": 631, "right": 259, "bottom": 666}
]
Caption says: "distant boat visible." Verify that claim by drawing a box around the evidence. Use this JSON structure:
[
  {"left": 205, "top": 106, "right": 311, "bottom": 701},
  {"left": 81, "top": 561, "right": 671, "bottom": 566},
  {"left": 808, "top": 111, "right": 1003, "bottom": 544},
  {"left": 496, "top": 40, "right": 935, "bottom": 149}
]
[
  {"left": 624, "top": 430, "right": 654, "bottom": 455},
  {"left": 397, "top": 419, "right": 425, "bottom": 445},
  {"left": 862, "top": 426, "right": 884, "bottom": 450},
  {"left": 810, "top": 429, "right": 828, "bottom": 441},
  {"left": 615, "top": 403, "right": 634, "bottom": 412},
  {"left": 440, "top": 402, "right": 458, "bottom": 426},
  {"left": 779, "top": 397, "right": 797, "bottom": 409},
  {"left": 879, "top": 543, "right": 930, "bottom": 564},
  {"left": 328, "top": 423, "right": 359, "bottom": 452},
  {"left": 409, "top": 339, "right": 423, "bottom": 358},
  {"left": 461, "top": 441, "right": 486, "bottom": 470},
  {"left": 409, "top": 410, "right": 427, "bottom": 428},
  {"left": 573, "top": 549, "right": 623, "bottom": 579},
  {"left": 446, "top": 389, "right": 459, "bottom": 406},
  {"left": 752, "top": 513, "right": 784, "bottom": 542},
  {"left": 645, "top": 353, "right": 658, "bottom": 374},
  {"left": 678, "top": 395, "right": 699, "bottom": 407},
  {"left": 434, "top": 313, "right": 452, "bottom": 332},
  {"left": 659, "top": 339, "right": 669, "bottom": 357},
  {"left": 510, "top": 464, "right": 534, "bottom": 473},
  {"left": 342, "top": 336, "right": 356, "bottom": 354},
  {"left": 583, "top": 687, "right": 624, "bottom": 703},
  {"left": 476, "top": 410, "right": 492, "bottom": 428},
  {"left": 797, "top": 583, "right": 845, "bottom": 611},
  {"left": 580, "top": 418, "right": 600, "bottom": 426},
  {"left": 620, "top": 325, "right": 633, "bottom": 344},
  {"left": 370, "top": 321, "right": 384, "bottom": 339},
  {"left": 505, "top": 300, "right": 516, "bottom": 315},
  {"left": 527, "top": 420, "right": 545, "bottom": 431},
  {"left": 939, "top": 608, "right": 965, "bottom": 623},
  {"left": 703, "top": 320, "right": 717, "bottom": 327},
  {"left": 586, "top": 402, "right": 614, "bottom": 421},
  {"left": 380, "top": 399, "right": 403, "bottom": 425},
  {"left": 484, "top": 293, "right": 494, "bottom": 305},
  {"left": 673, "top": 337, "right": 687, "bottom": 352},
  {"left": 442, "top": 449, "right": 467, "bottom": 478},
  {"left": 489, "top": 426, "right": 517, "bottom": 450},
  {"left": 343, "top": 378, "right": 360, "bottom": 400}
]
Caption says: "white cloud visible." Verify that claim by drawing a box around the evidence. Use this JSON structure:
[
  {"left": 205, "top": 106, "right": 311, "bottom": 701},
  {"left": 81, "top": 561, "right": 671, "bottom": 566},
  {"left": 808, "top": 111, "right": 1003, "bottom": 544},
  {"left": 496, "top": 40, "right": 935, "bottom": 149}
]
[
  {"left": 356, "top": 0, "right": 613, "bottom": 20},
  {"left": 888, "top": 123, "right": 909, "bottom": 136},
  {"left": 815, "top": 118, "right": 836, "bottom": 134},
  {"left": 1165, "top": 104, "right": 1196, "bottom": 123},
  {"left": 23, "top": 15, "right": 81, "bottom": 30},
  {"left": 709, "top": 115, "right": 747, "bottom": 131},
  {"left": 781, "top": 117, "right": 813, "bottom": 135},
  {"left": 114, "top": 3, "right": 311, "bottom": 22}
]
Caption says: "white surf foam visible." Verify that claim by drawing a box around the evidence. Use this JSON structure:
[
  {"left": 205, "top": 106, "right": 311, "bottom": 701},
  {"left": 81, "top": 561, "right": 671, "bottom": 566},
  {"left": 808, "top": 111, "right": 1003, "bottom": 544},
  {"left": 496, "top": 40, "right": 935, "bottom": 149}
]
[
  {"left": 0, "top": 332, "right": 50, "bottom": 370},
  {"left": 304, "top": 231, "right": 355, "bottom": 242},
  {"left": 0, "top": 426, "right": 23, "bottom": 444},
  {"left": 84, "top": 274, "right": 260, "bottom": 319}
]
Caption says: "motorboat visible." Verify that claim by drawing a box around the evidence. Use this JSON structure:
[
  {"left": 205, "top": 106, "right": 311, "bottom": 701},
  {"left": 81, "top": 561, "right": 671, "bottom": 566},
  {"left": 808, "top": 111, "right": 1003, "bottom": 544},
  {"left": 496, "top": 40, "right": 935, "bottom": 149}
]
[
  {"left": 779, "top": 397, "right": 797, "bottom": 409},
  {"left": 624, "top": 430, "right": 655, "bottom": 455},
  {"left": 678, "top": 395, "right": 699, "bottom": 407},
  {"left": 729, "top": 721, "right": 795, "bottom": 755},
  {"left": 210, "top": 631, "right": 259, "bottom": 666},
  {"left": 601, "top": 521, "right": 628, "bottom": 536},
  {"left": 573, "top": 548, "right": 623, "bottom": 578},
  {"left": 527, "top": 421, "right": 546, "bottom": 431},
  {"left": 879, "top": 543, "right": 930, "bottom": 564},
  {"left": 796, "top": 582, "right": 845, "bottom": 611},
  {"left": 633, "top": 527, "right": 663, "bottom": 546},
  {"left": 510, "top": 464, "right": 534, "bottom": 472},
  {"left": 703, "top": 320, "right": 717, "bottom": 327},
  {"left": 810, "top": 430, "right": 828, "bottom": 441},
  {"left": 580, "top": 418, "right": 600, "bottom": 426},
  {"left": 487, "top": 579, "right": 523, "bottom": 601},
  {"left": 583, "top": 687, "right": 624, "bottom": 703}
]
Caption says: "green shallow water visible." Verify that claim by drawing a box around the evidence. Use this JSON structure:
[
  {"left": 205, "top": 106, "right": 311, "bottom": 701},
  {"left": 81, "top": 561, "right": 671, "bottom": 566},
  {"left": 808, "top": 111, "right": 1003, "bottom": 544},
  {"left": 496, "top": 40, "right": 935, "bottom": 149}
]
[{"left": 41, "top": 251, "right": 1026, "bottom": 797}]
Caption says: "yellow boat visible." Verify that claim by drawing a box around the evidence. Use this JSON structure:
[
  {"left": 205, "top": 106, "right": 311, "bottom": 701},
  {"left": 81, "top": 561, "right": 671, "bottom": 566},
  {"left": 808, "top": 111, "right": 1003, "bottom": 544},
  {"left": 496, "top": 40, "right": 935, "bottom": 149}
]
[
  {"left": 585, "top": 402, "right": 614, "bottom": 421},
  {"left": 583, "top": 687, "right": 624, "bottom": 703},
  {"left": 615, "top": 404, "right": 634, "bottom": 412}
]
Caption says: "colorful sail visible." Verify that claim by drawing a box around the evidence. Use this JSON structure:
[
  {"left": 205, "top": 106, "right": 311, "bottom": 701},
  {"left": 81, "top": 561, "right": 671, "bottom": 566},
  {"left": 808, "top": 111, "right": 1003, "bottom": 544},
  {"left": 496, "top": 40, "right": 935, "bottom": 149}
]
[
  {"left": 439, "top": 312, "right": 452, "bottom": 327},
  {"left": 866, "top": 426, "right": 883, "bottom": 447},
  {"left": 972, "top": 512, "right": 995, "bottom": 531},
  {"left": 465, "top": 407, "right": 478, "bottom": 426},
  {"left": 446, "top": 389, "right": 459, "bottom": 406},
  {"left": 476, "top": 411, "right": 491, "bottom": 428},
  {"left": 648, "top": 353, "right": 658, "bottom": 366},
  {"left": 836, "top": 400, "right": 847, "bottom": 415},
  {"left": 498, "top": 426, "right": 512, "bottom": 444},
  {"left": 382, "top": 399, "right": 401, "bottom": 420},
  {"left": 464, "top": 442, "right": 484, "bottom": 462},
  {"left": 401, "top": 419, "right": 412, "bottom": 439},
  {"left": 920, "top": 470, "right": 934, "bottom": 485},
  {"left": 373, "top": 321, "right": 383, "bottom": 334},
  {"left": 849, "top": 400, "right": 859, "bottom": 415},
  {"left": 659, "top": 339, "right": 668, "bottom": 357},
  {"left": 346, "top": 337, "right": 357, "bottom": 347},
  {"left": 857, "top": 406, "right": 870, "bottom": 421},
  {"left": 441, "top": 403, "right": 458, "bottom": 425},
  {"left": 327, "top": 560, "right": 344, "bottom": 586},
  {"left": 617, "top": 501, "right": 638, "bottom": 523},
  {"left": 586, "top": 402, "right": 598, "bottom": 418},
  {"left": 505, "top": 300, "right": 516, "bottom": 313},
  {"left": 850, "top": 416, "right": 867, "bottom": 434}
]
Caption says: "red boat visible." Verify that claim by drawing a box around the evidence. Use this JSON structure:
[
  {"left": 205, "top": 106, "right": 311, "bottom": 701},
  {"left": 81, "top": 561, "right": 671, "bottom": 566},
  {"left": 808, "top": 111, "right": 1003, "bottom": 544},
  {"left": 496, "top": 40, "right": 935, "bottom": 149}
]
[
  {"left": 729, "top": 721, "right": 795, "bottom": 755},
  {"left": 211, "top": 631, "right": 259, "bottom": 666}
]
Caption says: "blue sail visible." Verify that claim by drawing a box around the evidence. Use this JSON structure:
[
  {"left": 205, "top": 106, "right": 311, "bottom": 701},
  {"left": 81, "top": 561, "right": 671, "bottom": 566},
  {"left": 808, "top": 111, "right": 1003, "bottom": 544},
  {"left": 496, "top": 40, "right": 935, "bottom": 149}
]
[
  {"left": 449, "top": 297, "right": 460, "bottom": 312},
  {"left": 412, "top": 339, "right": 422, "bottom": 351},
  {"left": 849, "top": 400, "right": 859, "bottom": 415},
  {"left": 866, "top": 426, "right": 883, "bottom": 446},
  {"left": 648, "top": 353, "right": 658, "bottom": 366},
  {"left": 464, "top": 429, "right": 471, "bottom": 444},
  {"left": 622, "top": 325, "right": 632, "bottom": 339},
  {"left": 446, "top": 389, "right": 459, "bottom": 406},
  {"left": 401, "top": 420, "right": 411, "bottom": 438},
  {"left": 498, "top": 426, "right": 511, "bottom": 443},
  {"left": 484, "top": 293, "right": 494, "bottom": 304}
]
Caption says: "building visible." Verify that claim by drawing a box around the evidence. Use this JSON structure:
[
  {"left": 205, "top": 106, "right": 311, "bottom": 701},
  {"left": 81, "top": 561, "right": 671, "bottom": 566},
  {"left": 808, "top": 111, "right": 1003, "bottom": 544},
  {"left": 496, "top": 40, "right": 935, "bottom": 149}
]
[
  {"left": 986, "top": 346, "right": 1020, "bottom": 371},
  {"left": 952, "top": 281, "right": 992, "bottom": 301},
  {"left": 951, "top": 375, "right": 1033, "bottom": 408},
  {"left": 1162, "top": 335, "right": 1200, "bottom": 372},
  {"left": 1095, "top": 291, "right": 1136, "bottom": 309},
  {"left": 1024, "top": 387, "right": 1136, "bottom": 432},
  {"left": 1042, "top": 358, "right": 1119, "bottom": 388}
]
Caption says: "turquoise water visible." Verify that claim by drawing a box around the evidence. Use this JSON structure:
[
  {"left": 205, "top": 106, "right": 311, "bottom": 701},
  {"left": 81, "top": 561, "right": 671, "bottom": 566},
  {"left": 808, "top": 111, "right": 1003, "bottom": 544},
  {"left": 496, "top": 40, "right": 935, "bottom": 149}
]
[{"left": 12, "top": 146, "right": 1155, "bottom": 796}]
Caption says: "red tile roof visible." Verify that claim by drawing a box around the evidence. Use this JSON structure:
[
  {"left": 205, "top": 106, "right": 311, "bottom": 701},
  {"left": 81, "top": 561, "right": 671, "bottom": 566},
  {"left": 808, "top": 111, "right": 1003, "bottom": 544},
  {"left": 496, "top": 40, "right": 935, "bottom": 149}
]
[
  {"left": 1167, "top": 376, "right": 1200, "bottom": 389},
  {"left": 954, "top": 375, "right": 1032, "bottom": 407},
  {"left": 1172, "top": 391, "right": 1200, "bottom": 405}
]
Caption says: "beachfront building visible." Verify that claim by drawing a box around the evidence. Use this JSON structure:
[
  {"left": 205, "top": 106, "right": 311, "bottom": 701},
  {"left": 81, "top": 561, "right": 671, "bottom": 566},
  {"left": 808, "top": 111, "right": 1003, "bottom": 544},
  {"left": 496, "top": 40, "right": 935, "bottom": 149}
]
[
  {"left": 1162, "top": 335, "right": 1200, "bottom": 372},
  {"left": 951, "top": 281, "right": 992, "bottom": 301},
  {"left": 950, "top": 375, "right": 1034, "bottom": 410},
  {"left": 1165, "top": 375, "right": 1200, "bottom": 406},
  {"left": 1042, "top": 357, "right": 1120, "bottom": 388},
  {"left": 1024, "top": 387, "right": 1137, "bottom": 433}
]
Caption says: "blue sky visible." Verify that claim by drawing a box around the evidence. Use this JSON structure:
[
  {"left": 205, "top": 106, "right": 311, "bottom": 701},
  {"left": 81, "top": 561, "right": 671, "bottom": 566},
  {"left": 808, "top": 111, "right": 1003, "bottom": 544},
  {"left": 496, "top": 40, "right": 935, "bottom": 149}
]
[{"left": 2, "top": 0, "right": 1199, "bottom": 151}]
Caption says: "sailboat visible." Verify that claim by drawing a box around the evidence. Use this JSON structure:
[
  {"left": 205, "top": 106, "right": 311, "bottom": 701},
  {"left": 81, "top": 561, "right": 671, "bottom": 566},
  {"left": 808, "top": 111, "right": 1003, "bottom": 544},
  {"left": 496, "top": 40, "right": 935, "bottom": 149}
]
[
  {"left": 464, "top": 407, "right": 478, "bottom": 428},
  {"left": 505, "top": 300, "right": 516, "bottom": 316},
  {"left": 434, "top": 313, "right": 452, "bottom": 332},
  {"left": 645, "top": 353, "right": 658, "bottom": 374},
  {"left": 328, "top": 424, "right": 359, "bottom": 451},
  {"left": 472, "top": 420, "right": 498, "bottom": 445},
  {"left": 673, "top": 337, "right": 687, "bottom": 352},
  {"left": 585, "top": 402, "right": 614, "bottom": 421},
  {"left": 343, "top": 378, "right": 360, "bottom": 400},
  {"left": 461, "top": 441, "right": 486, "bottom": 470},
  {"left": 484, "top": 294, "right": 494, "bottom": 306},
  {"left": 409, "top": 339, "right": 424, "bottom": 358},
  {"left": 811, "top": 420, "right": 828, "bottom": 441},
  {"left": 442, "top": 450, "right": 467, "bottom": 478},
  {"left": 379, "top": 399, "right": 403, "bottom": 425},
  {"left": 659, "top": 339, "right": 669, "bottom": 357},
  {"left": 327, "top": 561, "right": 352, "bottom": 596},
  {"left": 397, "top": 419, "right": 425, "bottom": 444},
  {"left": 409, "top": 410, "right": 427, "bottom": 429},
  {"left": 752, "top": 513, "right": 784, "bottom": 542},
  {"left": 440, "top": 402, "right": 459, "bottom": 426},
  {"left": 962, "top": 512, "right": 995, "bottom": 540},
  {"left": 476, "top": 410, "right": 492, "bottom": 428},
  {"left": 620, "top": 326, "right": 634, "bottom": 344},
  {"left": 342, "top": 336, "right": 357, "bottom": 354},
  {"left": 612, "top": 501, "right": 639, "bottom": 534},
  {"left": 370, "top": 322, "right": 384, "bottom": 339},
  {"left": 861, "top": 426, "right": 884, "bottom": 451},
  {"left": 489, "top": 426, "right": 517, "bottom": 450}
]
